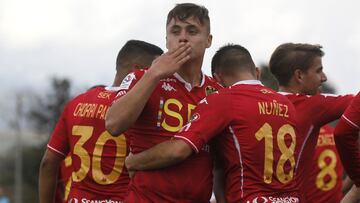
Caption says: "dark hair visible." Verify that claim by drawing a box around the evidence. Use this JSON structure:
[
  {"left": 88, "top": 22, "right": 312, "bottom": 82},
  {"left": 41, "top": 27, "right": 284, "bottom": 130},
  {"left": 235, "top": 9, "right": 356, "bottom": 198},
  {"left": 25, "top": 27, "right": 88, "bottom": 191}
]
[
  {"left": 116, "top": 40, "right": 163, "bottom": 71},
  {"left": 269, "top": 43, "right": 324, "bottom": 86},
  {"left": 167, "top": 3, "right": 210, "bottom": 33},
  {"left": 211, "top": 44, "right": 256, "bottom": 77}
]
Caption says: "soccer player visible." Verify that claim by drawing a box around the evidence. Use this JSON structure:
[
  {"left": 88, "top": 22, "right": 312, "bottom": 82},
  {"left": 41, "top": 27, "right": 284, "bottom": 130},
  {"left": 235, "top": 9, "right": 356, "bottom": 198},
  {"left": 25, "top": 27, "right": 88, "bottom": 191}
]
[
  {"left": 269, "top": 42, "right": 353, "bottom": 201},
  {"left": 334, "top": 92, "right": 360, "bottom": 203},
  {"left": 105, "top": 3, "right": 221, "bottom": 202},
  {"left": 125, "top": 44, "right": 301, "bottom": 203},
  {"left": 38, "top": 40, "right": 163, "bottom": 203},
  {"left": 306, "top": 124, "right": 344, "bottom": 203}
]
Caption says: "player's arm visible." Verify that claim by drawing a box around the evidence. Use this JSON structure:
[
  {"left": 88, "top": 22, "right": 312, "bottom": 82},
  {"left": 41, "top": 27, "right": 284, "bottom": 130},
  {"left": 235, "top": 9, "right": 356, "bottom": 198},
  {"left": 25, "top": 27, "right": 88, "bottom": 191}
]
[
  {"left": 334, "top": 93, "right": 360, "bottom": 187},
  {"left": 341, "top": 185, "right": 360, "bottom": 203},
  {"left": 39, "top": 149, "right": 64, "bottom": 203},
  {"left": 125, "top": 138, "right": 192, "bottom": 171},
  {"left": 211, "top": 139, "right": 227, "bottom": 203},
  {"left": 105, "top": 43, "right": 191, "bottom": 135}
]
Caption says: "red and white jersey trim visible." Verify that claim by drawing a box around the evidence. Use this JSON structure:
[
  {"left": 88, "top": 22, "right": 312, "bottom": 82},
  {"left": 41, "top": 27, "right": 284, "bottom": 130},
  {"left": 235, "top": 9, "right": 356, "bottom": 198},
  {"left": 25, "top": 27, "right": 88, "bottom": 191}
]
[
  {"left": 47, "top": 144, "right": 66, "bottom": 157},
  {"left": 174, "top": 135, "right": 199, "bottom": 153},
  {"left": 342, "top": 115, "right": 360, "bottom": 129}
]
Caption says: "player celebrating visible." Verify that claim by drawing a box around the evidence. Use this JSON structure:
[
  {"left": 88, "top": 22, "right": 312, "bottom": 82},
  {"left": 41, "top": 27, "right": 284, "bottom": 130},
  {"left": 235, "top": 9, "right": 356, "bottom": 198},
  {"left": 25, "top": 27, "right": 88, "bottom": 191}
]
[
  {"left": 125, "top": 44, "right": 301, "bottom": 203},
  {"left": 334, "top": 92, "right": 360, "bottom": 203},
  {"left": 38, "top": 40, "right": 163, "bottom": 203},
  {"left": 106, "top": 3, "right": 221, "bottom": 203},
  {"left": 269, "top": 42, "right": 353, "bottom": 201}
]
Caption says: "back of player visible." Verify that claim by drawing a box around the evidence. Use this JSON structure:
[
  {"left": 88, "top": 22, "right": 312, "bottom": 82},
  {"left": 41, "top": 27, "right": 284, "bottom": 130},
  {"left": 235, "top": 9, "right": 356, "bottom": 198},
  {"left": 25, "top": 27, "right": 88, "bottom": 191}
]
[
  {"left": 48, "top": 86, "right": 129, "bottom": 202},
  {"left": 305, "top": 124, "right": 343, "bottom": 203},
  {"left": 218, "top": 85, "right": 300, "bottom": 202}
]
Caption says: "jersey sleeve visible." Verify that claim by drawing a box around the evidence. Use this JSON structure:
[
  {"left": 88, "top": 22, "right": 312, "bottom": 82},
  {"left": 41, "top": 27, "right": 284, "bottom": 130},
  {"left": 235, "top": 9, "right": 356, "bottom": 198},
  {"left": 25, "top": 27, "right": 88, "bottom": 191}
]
[
  {"left": 334, "top": 92, "right": 360, "bottom": 186},
  {"left": 113, "top": 70, "right": 146, "bottom": 102},
  {"left": 47, "top": 105, "right": 70, "bottom": 157},
  {"left": 313, "top": 94, "right": 354, "bottom": 126},
  {"left": 174, "top": 92, "right": 233, "bottom": 153}
]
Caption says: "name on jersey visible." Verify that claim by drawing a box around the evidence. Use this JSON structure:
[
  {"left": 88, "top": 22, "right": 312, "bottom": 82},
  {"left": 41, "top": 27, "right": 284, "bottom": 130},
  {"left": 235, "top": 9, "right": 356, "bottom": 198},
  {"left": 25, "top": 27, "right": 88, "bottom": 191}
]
[
  {"left": 258, "top": 100, "right": 289, "bottom": 118},
  {"left": 73, "top": 103, "right": 108, "bottom": 120},
  {"left": 317, "top": 133, "right": 335, "bottom": 147}
]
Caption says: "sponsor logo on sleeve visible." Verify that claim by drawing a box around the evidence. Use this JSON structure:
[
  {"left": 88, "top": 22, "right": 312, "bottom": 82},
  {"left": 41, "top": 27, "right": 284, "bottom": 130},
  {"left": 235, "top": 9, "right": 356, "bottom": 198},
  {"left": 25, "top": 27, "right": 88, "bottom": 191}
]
[{"left": 119, "top": 73, "right": 136, "bottom": 90}]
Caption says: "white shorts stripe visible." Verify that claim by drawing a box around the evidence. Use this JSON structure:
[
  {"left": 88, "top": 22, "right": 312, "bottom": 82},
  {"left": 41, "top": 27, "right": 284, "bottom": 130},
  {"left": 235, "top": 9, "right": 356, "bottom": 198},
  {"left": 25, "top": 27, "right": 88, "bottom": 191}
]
[{"left": 343, "top": 115, "right": 360, "bottom": 129}]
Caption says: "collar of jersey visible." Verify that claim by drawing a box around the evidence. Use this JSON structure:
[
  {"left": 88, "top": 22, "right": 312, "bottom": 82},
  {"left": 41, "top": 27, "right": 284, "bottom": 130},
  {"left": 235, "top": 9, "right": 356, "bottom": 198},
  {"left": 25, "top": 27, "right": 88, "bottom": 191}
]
[
  {"left": 231, "top": 80, "right": 262, "bottom": 87},
  {"left": 173, "top": 72, "right": 205, "bottom": 92}
]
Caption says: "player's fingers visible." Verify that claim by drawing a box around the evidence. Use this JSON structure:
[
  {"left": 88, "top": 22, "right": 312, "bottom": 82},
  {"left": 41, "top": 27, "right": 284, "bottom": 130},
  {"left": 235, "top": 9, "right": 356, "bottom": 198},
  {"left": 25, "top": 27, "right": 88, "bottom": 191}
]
[
  {"left": 175, "top": 46, "right": 191, "bottom": 63},
  {"left": 171, "top": 43, "right": 190, "bottom": 58},
  {"left": 176, "top": 54, "right": 190, "bottom": 65}
]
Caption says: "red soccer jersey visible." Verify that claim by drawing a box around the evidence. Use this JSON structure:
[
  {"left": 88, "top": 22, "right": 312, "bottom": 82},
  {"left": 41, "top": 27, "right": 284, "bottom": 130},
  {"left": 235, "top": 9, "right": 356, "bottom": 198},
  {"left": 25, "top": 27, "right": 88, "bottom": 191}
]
[
  {"left": 305, "top": 125, "right": 343, "bottom": 203},
  {"left": 116, "top": 69, "right": 221, "bottom": 203},
  {"left": 175, "top": 81, "right": 300, "bottom": 203},
  {"left": 281, "top": 92, "right": 353, "bottom": 200},
  {"left": 334, "top": 92, "right": 360, "bottom": 186},
  {"left": 47, "top": 86, "right": 130, "bottom": 203}
]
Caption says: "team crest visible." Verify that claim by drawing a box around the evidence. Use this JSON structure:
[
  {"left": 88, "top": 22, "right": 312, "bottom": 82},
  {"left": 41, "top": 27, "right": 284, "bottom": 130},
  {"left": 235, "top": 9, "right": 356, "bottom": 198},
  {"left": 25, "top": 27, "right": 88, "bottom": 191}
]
[
  {"left": 189, "top": 113, "right": 200, "bottom": 123},
  {"left": 205, "top": 86, "right": 217, "bottom": 96}
]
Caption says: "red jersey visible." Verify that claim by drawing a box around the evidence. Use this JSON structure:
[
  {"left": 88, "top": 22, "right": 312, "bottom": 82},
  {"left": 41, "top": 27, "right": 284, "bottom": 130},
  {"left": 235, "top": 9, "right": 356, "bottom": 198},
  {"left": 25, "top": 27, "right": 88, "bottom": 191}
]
[
  {"left": 334, "top": 92, "right": 360, "bottom": 186},
  {"left": 117, "top": 69, "right": 221, "bottom": 203},
  {"left": 175, "top": 80, "right": 300, "bottom": 203},
  {"left": 47, "top": 86, "right": 130, "bottom": 203},
  {"left": 305, "top": 125, "right": 343, "bottom": 203},
  {"left": 281, "top": 92, "right": 353, "bottom": 200}
]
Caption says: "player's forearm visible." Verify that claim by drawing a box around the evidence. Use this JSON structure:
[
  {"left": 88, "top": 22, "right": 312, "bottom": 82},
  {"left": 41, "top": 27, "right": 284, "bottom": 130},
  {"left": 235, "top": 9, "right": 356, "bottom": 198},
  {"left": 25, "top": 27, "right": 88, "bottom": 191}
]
[
  {"left": 126, "top": 139, "right": 192, "bottom": 171},
  {"left": 341, "top": 185, "right": 360, "bottom": 203},
  {"left": 335, "top": 125, "right": 360, "bottom": 186},
  {"left": 106, "top": 71, "right": 161, "bottom": 135},
  {"left": 38, "top": 154, "right": 60, "bottom": 203}
]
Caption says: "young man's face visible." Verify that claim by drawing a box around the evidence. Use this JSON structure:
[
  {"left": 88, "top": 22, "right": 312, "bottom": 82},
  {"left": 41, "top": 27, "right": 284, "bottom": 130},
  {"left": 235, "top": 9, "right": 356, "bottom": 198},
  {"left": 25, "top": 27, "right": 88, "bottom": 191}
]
[
  {"left": 299, "top": 56, "right": 327, "bottom": 95},
  {"left": 166, "top": 16, "right": 212, "bottom": 60}
]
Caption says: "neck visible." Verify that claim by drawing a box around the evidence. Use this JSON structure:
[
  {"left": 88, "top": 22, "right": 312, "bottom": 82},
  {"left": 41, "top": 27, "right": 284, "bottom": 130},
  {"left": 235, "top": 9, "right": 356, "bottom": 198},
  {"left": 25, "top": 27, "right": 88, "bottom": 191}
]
[
  {"left": 176, "top": 57, "right": 203, "bottom": 86},
  {"left": 112, "top": 71, "right": 127, "bottom": 87},
  {"left": 278, "top": 85, "right": 301, "bottom": 94},
  {"left": 225, "top": 72, "right": 256, "bottom": 87}
]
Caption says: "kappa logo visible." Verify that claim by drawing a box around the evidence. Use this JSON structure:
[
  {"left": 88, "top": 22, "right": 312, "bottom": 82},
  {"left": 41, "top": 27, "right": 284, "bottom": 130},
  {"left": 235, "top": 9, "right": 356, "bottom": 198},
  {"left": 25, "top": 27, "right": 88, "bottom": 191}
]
[
  {"left": 260, "top": 88, "right": 273, "bottom": 94},
  {"left": 162, "top": 82, "right": 176, "bottom": 92}
]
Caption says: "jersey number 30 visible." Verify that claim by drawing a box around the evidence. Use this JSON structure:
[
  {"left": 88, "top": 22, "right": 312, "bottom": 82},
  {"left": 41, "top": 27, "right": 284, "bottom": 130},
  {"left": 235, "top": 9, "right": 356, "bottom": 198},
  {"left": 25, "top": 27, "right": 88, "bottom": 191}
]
[{"left": 72, "top": 125, "right": 127, "bottom": 185}]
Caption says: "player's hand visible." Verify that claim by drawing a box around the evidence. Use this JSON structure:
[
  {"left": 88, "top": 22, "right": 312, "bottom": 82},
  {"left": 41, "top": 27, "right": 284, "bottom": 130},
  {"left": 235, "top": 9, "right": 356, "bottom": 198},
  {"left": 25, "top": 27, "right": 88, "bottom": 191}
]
[
  {"left": 125, "top": 152, "right": 135, "bottom": 173},
  {"left": 147, "top": 42, "right": 191, "bottom": 79},
  {"left": 341, "top": 185, "right": 360, "bottom": 203},
  {"left": 128, "top": 169, "right": 136, "bottom": 179}
]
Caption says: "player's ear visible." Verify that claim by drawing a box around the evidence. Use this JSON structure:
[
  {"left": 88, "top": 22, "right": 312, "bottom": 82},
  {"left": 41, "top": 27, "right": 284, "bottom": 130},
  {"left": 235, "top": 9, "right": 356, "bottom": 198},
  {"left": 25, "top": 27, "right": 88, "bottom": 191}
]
[
  {"left": 206, "top": 34, "right": 212, "bottom": 48},
  {"left": 294, "top": 69, "right": 304, "bottom": 83},
  {"left": 255, "top": 67, "right": 260, "bottom": 80}
]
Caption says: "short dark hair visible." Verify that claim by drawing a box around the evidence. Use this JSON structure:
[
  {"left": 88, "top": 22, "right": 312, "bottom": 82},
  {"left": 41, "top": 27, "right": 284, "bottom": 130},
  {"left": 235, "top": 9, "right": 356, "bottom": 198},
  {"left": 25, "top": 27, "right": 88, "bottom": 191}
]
[
  {"left": 211, "top": 44, "right": 256, "bottom": 77},
  {"left": 167, "top": 3, "right": 210, "bottom": 33},
  {"left": 116, "top": 40, "right": 163, "bottom": 71},
  {"left": 269, "top": 43, "right": 324, "bottom": 86}
]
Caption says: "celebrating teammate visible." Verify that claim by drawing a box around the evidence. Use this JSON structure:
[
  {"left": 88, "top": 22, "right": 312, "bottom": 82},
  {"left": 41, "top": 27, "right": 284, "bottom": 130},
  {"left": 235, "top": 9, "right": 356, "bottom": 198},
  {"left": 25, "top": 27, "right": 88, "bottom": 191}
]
[
  {"left": 38, "top": 40, "right": 163, "bottom": 203},
  {"left": 106, "top": 3, "right": 222, "bottom": 202},
  {"left": 269, "top": 42, "right": 353, "bottom": 201},
  {"left": 125, "top": 44, "right": 302, "bottom": 202},
  {"left": 334, "top": 92, "right": 360, "bottom": 203}
]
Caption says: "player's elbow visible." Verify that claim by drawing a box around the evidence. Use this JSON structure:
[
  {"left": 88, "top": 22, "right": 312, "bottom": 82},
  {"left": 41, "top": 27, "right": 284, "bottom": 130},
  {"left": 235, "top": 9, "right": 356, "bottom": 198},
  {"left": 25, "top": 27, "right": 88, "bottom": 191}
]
[{"left": 105, "top": 113, "right": 126, "bottom": 136}]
